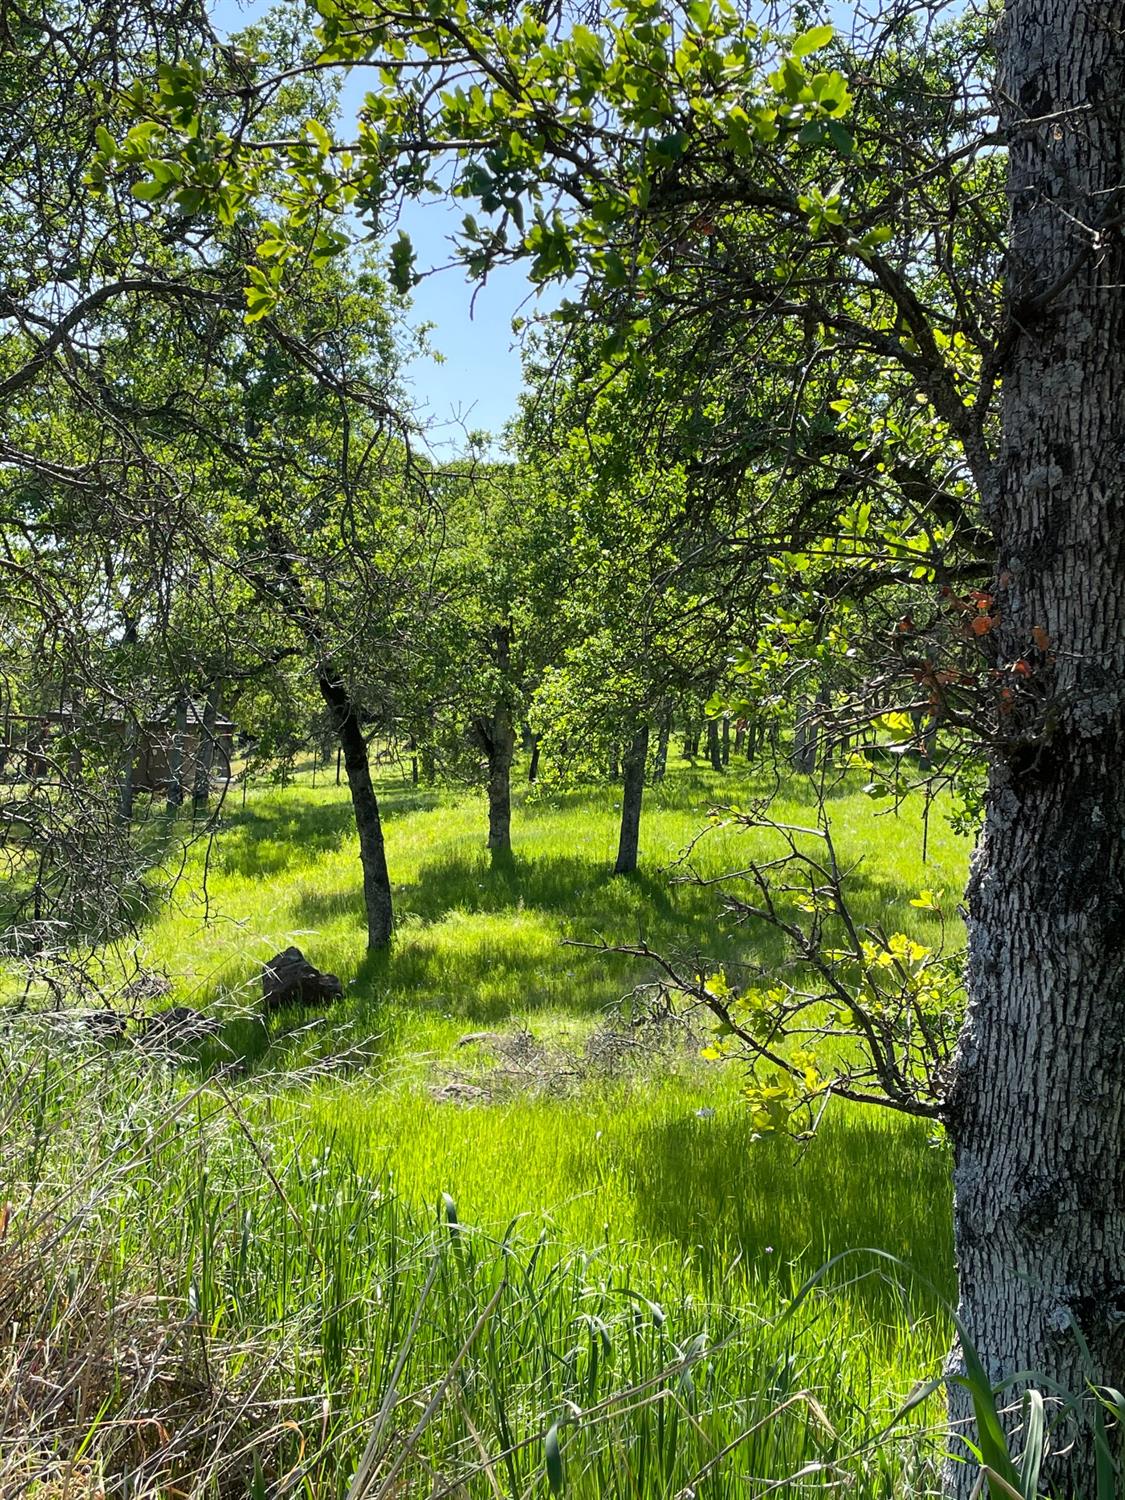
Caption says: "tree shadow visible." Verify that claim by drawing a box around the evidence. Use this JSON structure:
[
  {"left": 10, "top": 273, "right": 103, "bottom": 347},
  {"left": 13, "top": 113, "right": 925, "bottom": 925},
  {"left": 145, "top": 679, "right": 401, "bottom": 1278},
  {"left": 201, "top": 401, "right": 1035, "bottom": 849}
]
[
  {"left": 283, "top": 832, "right": 943, "bottom": 1032},
  {"left": 592, "top": 1103, "right": 954, "bottom": 1321},
  {"left": 209, "top": 796, "right": 359, "bottom": 878},
  {"left": 295, "top": 849, "right": 679, "bottom": 928},
  {"left": 313, "top": 848, "right": 795, "bottom": 1028}
]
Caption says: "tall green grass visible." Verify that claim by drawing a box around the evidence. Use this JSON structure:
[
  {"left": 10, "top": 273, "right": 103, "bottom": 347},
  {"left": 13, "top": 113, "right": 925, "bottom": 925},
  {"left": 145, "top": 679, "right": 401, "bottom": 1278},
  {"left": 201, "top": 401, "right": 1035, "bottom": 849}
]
[
  {"left": 1, "top": 1042, "right": 947, "bottom": 1498},
  {"left": 0, "top": 757, "right": 968, "bottom": 1495}
]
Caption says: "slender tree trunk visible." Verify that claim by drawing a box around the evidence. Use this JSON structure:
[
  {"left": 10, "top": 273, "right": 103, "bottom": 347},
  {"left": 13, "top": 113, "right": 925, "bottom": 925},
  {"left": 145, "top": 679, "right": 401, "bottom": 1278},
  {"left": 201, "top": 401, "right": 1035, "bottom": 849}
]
[
  {"left": 792, "top": 696, "right": 817, "bottom": 775},
  {"left": 707, "top": 718, "right": 723, "bottom": 772},
  {"left": 654, "top": 713, "right": 670, "bottom": 781},
  {"left": 721, "top": 714, "right": 730, "bottom": 767},
  {"left": 166, "top": 696, "right": 187, "bottom": 809},
  {"left": 317, "top": 669, "right": 393, "bottom": 949},
  {"left": 946, "top": 5, "right": 1125, "bottom": 1491},
  {"left": 527, "top": 733, "right": 540, "bottom": 784},
  {"left": 475, "top": 625, "right": 516, "bottom": 860},
  {"left": 117, "top": 729, "right": 136, "bottom": 824},
  {"left": 614, "top": 723, "right": 649, "bottom": 875},
  {"left": 814, "top": 684, "right": 830, "bottom": 771},
  {"left": 485, "top": 705, "right": 515, "bottom": 859},
  {"left": 192, "top": 682, "right": 221, "bottom": 814}
]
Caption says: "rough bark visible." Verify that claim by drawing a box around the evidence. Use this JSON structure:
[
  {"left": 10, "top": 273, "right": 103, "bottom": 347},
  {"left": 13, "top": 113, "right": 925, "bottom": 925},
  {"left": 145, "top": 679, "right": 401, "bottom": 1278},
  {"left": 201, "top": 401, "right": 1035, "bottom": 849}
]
[
  {"left": 317, "top": 668, "right": 394, "bottom": 950},
  {"left": 527, "top": 733, "right": 540, "bottom": 784},
  {"left": 946, "top": 3, "right": 1125, "bottom": 1489},
  {"left": 614, "top": 722, "right": 649, "bottom": 875}
]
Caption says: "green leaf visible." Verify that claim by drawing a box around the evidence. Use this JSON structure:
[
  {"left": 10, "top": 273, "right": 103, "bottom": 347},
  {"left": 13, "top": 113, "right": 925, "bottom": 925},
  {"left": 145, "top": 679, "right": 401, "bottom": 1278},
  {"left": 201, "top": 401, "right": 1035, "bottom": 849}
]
[
  {"left": 174, "top": 186, "right": 206, "bottom": 215},
  {"left": 1018, "top": 1388, "right": 1045, "bottom": 1499},
  {"left": 826, "top": 119, "right": 853, "bottom": 155},
  {"left": 130, "top": 178, "right": 166, "bottom": 201},
  {"left": 389, "top": 230, "right": 417, "bottom": 293},
  {"left": 861, "top": 225, "right": 894, "bottom": 250},
  {"left": 792, "top": 24, "right": 833, "bottom": 57},
  {"left": 545, "top": 1422, "right": 565, "bottom": 1494},
  {"left": 122, "top": 120, "right": 164, "bottom": 149},
  {"left": 94, "top": 125, "right": 117, "bottom": 156},
  {"left": 306, "top": 118, "right": 333, "bottom": 155}
]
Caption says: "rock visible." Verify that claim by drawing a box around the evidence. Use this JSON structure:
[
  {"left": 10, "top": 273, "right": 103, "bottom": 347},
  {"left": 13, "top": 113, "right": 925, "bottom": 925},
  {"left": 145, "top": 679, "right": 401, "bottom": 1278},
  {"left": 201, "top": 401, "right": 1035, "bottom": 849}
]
[
  {"left": 138, "top": 1005, "right": 221, "bottom": 1048},
  {"left": 82, "top": 1010, "right": 129, "bottom": 1045},
  {"left": 260, "top": 947, "right": 343, "bottom": 1014}
]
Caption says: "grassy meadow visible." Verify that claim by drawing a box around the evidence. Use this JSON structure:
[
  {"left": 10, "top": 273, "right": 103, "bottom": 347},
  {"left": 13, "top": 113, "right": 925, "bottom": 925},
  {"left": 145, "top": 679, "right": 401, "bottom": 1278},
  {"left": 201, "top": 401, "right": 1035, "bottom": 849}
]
[{"left": 1, "top": 754, "right": 971, "bottom": 1497}]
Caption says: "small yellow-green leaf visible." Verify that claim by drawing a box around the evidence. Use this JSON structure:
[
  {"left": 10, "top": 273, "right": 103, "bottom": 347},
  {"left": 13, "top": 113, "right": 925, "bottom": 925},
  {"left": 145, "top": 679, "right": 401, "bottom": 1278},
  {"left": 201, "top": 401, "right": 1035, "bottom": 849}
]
[{"left": 792, "top": 24, "right": 833, "bottom": 57}]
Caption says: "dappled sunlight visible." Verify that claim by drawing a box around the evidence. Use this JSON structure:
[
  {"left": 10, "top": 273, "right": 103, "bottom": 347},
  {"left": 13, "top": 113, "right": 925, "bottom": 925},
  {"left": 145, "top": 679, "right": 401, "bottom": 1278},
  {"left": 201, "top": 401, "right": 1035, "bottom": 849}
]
[{"left": 124, "top": 762, "right": 969, "bottom": 1076}]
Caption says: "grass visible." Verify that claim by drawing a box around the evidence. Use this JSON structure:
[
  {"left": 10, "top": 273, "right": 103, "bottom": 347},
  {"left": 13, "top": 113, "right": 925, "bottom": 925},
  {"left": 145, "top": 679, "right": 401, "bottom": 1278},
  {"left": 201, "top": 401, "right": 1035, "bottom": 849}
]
[{"left": 0, "top": 754, "right": 971, "bottom": 1496}]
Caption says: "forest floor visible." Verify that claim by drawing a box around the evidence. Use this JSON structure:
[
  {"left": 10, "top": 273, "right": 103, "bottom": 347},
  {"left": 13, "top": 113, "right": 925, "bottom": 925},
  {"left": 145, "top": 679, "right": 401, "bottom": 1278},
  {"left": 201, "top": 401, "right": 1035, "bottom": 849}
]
[{"left": 2, "top": 756, "right": 971, "bottom": 1498}]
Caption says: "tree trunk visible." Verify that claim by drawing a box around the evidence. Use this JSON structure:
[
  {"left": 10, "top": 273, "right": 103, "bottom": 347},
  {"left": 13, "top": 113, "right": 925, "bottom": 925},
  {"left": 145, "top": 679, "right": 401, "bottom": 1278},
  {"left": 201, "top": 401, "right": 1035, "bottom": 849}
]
[
  {"left": 527, "top": 733, "right": 540, "bottom": 783},
  {"left": 654, "top": 713, "right": 670, "bottom": 781},
  {"left": 166, "top": 696, "right": 187, "bottom": 809},
  {"left": 814, "top": 684, "right": 831, "bottom": 771},
  {"left": 117, "top": 728, "right": 136, "bottom": 824},
  {"left": 792, "top": 696, "right": 817, "bottom": 775},
  {"left": 946, "top": 4, "right": 1125, "bottom": 1490},
  {"left": 192, "top": 682, "right": 222, "bottom": 814},
  {"left": 721, "top": 714, "right": 730, "bottom": 767},
  {"left": 613, "top": 723, "right": 649, "bottom": 875},
  {"left": 484, "top": 704, "right": 515, "bottom": 859},
  {"left": 706, "top": 718, "right": 723, "bottom": 773},
  {"left": 317, "top": 669, "right": 393, "bottom": 949}
]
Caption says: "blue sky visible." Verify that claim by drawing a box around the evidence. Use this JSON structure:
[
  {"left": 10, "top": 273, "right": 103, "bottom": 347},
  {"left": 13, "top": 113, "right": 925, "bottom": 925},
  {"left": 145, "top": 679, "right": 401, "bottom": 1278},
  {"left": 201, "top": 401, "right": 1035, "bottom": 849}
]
[
  {"left": 214, "top": 0, "right": 542, "bottom": 451},
  {"left": 213, "top": 0, "right": 861, "bottom": 449}
]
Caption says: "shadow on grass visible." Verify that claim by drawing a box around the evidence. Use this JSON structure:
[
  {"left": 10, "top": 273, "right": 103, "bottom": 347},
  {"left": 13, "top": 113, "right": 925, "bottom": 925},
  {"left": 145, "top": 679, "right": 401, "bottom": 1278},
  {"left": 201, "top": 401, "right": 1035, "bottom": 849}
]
[
  {"left": 303, "top": 847, "right": 796, "bottom": 1028},
  {"left": 207, "top": 782, "right": 444, "bottom": 881},
  {"left": 164, "top": 768, "right": 953, "bottom": 1069},
  {"left": 210, "top": 797, "right": 359, "bottom": 878},
  {"left": 174, "top": 1003, "right": 393, "bottom": 1082},
  {"left": 296, "top": 850, "right": 680, "bottom": 927},
  {"left": 604, "top": 1104, "right": 955, "bottom": 1320}
]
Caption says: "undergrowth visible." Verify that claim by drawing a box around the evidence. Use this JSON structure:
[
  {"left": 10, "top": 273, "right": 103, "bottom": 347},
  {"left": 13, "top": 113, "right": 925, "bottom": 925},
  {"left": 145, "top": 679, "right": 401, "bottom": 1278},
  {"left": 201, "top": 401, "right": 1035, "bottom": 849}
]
[{"left": 0, "top": 758, "right": 967, "bottom": 1495}]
